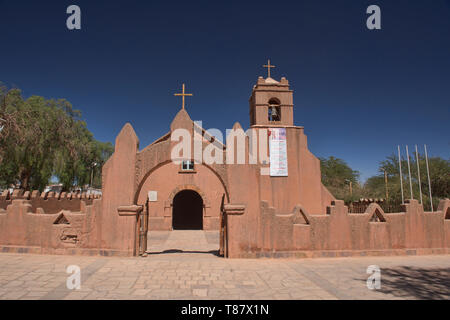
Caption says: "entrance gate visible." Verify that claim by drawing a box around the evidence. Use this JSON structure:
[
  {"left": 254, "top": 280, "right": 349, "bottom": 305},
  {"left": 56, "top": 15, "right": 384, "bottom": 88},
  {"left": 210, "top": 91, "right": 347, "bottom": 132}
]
[{"left": 136, "top": 192, "right": 228, "bottom": 257}]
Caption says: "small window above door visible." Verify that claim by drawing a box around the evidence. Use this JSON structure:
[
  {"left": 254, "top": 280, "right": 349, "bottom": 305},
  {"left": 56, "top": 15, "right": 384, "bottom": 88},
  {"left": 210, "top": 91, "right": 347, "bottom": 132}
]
[{"left": 181, "top": 160, "right": 195, "bottom": 171}]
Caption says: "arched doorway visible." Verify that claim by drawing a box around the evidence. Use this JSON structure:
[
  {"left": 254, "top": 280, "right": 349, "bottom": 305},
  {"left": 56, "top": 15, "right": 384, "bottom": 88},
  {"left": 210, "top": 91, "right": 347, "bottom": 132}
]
[{"left": 172, "top": 190, "right": 203, "bottom": 230}]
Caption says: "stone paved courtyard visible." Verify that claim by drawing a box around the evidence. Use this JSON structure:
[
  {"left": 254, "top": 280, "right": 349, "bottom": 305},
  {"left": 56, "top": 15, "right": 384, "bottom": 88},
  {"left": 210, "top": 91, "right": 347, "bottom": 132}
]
[{"left": 0, "top": 231, "right": 449, "bottom": 300}]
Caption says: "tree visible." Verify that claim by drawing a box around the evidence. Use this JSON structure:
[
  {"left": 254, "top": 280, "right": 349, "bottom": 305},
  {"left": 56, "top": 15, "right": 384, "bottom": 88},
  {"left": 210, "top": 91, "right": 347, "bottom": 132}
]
[
  {"left": 319, "top": 156, "right": 361, "bottom": 202},
  {"left": 364, "top": 153, "right": 449, "bottom": 211},
  {"left": 0, "top": 84, "right": 113, "bottom": 191},
  {"left": 90, "top": 140, "right": 114, "bottom": 189}
]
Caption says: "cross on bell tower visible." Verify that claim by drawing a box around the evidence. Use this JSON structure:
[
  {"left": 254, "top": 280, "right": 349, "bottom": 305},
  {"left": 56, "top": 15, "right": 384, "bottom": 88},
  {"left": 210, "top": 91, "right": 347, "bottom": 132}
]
[
  {"left": 174, "top": 83, "right": 193, "bottom": 110},
  {"left": 263, "top": 59, "right": 276, "bottom": 78}
]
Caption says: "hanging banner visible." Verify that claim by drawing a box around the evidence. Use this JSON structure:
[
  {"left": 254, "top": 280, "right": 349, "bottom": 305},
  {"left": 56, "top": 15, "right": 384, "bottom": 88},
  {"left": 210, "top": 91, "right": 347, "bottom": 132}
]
[{"left": 269, "top": 128, "right": 288, "bottom": 176}]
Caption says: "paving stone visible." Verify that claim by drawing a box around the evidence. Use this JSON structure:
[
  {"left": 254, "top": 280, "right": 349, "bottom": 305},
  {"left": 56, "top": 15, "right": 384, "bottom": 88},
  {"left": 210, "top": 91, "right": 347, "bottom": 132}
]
[{"left": 0, "top": 232, "right": 449, "bottom": 300}]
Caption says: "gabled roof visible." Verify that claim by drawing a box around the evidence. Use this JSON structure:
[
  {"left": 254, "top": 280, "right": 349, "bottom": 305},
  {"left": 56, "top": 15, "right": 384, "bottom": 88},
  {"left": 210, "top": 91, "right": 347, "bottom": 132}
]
[{"left": 139, "top": 108, "right": 226, "bottom": 153}]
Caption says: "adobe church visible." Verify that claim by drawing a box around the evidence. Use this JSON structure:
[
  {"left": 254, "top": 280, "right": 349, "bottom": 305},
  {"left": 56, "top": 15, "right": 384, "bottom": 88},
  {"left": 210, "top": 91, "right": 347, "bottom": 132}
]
[
  {"left": 0, "top": 62, "right": 449, "bottom": 258},
  {"left": 113, "top": 62, "right": 335, "bottom": 232}
]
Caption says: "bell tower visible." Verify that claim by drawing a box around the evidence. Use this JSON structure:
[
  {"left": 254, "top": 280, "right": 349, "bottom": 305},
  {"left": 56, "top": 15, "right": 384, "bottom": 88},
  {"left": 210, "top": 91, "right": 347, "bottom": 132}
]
[{"left": 249, "top": 60, "right": 294, "bottom": 127}]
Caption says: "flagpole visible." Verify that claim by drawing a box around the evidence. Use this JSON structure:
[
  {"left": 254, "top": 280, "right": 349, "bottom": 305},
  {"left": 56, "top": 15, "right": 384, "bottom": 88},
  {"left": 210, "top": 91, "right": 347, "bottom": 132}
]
[
  {"left": 424, "top": 144, "right": 433, "bottom": 212},
  {"left": 415, "top": 145, "right": 423, "bottom": 205},
  {"left": 406, "top": 145, "right": 414, "bottom": 200},
  {"left": 398, "top": 145, "right": 404, "bottom": 204}
]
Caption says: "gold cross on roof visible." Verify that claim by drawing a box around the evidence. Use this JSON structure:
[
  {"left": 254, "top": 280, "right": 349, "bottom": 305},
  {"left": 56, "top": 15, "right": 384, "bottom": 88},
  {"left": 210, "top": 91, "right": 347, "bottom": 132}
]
[
  {"left": 174, "top": 83, "right": 193, "bottom": 110},
  {"left": 263, "top": 59, "right": 275, "bottom": 78}
]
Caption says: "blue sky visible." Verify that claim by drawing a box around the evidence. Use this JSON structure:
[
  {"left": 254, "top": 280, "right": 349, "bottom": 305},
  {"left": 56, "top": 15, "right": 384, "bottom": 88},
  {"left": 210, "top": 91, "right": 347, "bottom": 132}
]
[{"left": 1, "top": 0, "right": 449, "bottom": 182}]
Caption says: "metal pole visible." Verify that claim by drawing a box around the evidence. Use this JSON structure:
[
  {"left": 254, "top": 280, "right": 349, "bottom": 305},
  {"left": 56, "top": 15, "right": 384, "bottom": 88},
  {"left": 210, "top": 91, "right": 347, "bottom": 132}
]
[
  {"left": 90, "top": 162, "right": 97, "bottom": 190},
  {"left": 415, "top": 145, "right": 423, "bottom": 205},
  {"left": 349, "top": 181, "right": 353, "bottom": 197},
  {"left": 406, "top": 146, "right": 414, "bottom": 200},
  {"left": 424, "top": 144, "right": 433, "bottom": 212},
  {"left": 90, "top": 168, "right": 94, "bottom": 189},
  {"left": 141, "top": 198, "right": 149, "bottom": 257},
  {"left": 398, "top": 145, "right": 404, "bottom": 204},
  {"left": 384, "top": 170, "right": 389, "bottom": 202}
]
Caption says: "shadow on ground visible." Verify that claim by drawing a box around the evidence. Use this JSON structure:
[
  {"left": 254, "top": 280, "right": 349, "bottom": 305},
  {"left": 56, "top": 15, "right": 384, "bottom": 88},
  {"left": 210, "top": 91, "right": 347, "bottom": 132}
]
[
  {"left": 379, "top": 266, "right": 450, "bottom": 299},
  {"left": 147, "top": 249, "right": 221, "bottom": 257}
]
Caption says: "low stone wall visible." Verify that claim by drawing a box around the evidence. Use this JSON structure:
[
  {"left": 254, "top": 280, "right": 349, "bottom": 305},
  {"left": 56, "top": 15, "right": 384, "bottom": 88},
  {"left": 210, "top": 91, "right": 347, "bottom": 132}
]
[
  {"left": 226, "top": 199, "right": 450, "bottom": 258},
  {"left": 0, "top": 189, "right": 99, "bottom": 213},
  {"left": 1, "top": 187, "right": 449, "bottom": 259},
  {"left": 0, "top": 190, "right": 134, "bottom": 257}
]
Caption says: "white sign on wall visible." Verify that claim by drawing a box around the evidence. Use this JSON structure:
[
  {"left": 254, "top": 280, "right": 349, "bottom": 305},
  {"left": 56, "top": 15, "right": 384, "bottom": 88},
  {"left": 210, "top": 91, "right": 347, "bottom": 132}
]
[
  {"left": 148, "top": 191, "right": 158, "bottom": 202},
  {"left": 269, "top": 128, "right": 288, "bottom": 177}
]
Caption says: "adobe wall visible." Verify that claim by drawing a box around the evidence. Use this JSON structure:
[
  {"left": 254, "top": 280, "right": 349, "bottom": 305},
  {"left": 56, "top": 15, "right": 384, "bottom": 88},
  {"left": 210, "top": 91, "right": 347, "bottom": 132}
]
[
  {"left": 0, "top": 189, "right": 93, "bottom": 213},
  {"left": 254, "top": 126, "right": 334, "bottom": 214},
  {"left": 0, "top": 115, "right": 448, "bottom": 259},
  {"left": 1, "top": 121, "right": 146, "bottom": 257},
  {"left": 100, "top": 123, "right": 140, "bottom": 254},
  {"left": 222, "top": 123, "right": 449, "bottom": 258},
  {"left": 0, "top": 191, "right": 118, "bottom": 256},
  {"left": 225, "top": 199, "right": 450, "bottom": 258},
  {"left": 0, "top": 114, "right": 230, "bottom": 257},
  {"left": 224, "top": 124, "right": 336, "bottom": 257},
  {"left": 0, "top": 122, "right": 145, "bottom": 257}
]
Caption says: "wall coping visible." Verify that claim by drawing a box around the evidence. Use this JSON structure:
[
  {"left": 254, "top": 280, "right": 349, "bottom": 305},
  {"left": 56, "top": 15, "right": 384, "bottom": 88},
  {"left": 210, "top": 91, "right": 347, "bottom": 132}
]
[
  {"left": 117, "top": 205, "right": 143, "bottom": 216},
  {"left": 224, "top": 204, "right": 246, "bottom": 215}
]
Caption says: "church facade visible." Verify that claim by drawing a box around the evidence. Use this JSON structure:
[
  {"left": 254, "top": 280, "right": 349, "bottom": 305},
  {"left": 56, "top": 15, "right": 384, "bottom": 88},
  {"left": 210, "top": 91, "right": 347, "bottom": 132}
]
[
  {"left": 99, "top": 71, "right": 336, "bottom": 256},
  {"left": 0, "top": 67, "right": 449, "bottom": 258},
  {"left": 112, "top": 74, "right": 335, "bottom": 232}
]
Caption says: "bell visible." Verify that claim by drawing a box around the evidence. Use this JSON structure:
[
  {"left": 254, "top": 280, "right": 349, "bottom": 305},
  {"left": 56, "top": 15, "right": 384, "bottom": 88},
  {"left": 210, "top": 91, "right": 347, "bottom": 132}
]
[{"left": 271, "top": 107, "right": 278, "bottom": 117}]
